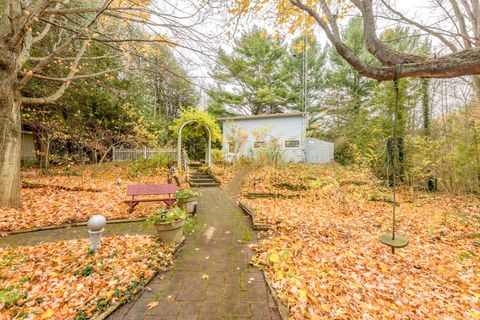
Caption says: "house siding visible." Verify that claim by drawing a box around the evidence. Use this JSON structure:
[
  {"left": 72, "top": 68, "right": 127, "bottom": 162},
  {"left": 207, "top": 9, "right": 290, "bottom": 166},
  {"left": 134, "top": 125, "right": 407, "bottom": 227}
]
[
  {"left": 222, "top": 115, "right": 306, "bottom": 162},
  {"left": 305, "top": 138, "right": 334, "bottom": 163},
  {"left": 21, "top": 131, "right": 37, "bottom": 160}
]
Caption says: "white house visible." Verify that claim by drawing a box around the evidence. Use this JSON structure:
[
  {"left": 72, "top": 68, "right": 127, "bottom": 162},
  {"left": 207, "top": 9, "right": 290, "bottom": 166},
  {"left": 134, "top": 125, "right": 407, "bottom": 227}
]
[{"left": 219, "top": 112, "right": 334, "bottom": 163}]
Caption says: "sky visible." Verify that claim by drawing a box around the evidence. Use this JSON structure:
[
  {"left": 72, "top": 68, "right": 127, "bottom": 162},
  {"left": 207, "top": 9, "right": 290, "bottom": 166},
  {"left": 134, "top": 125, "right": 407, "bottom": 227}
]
[{"left": 155, "top": 0, "right": 471, "bottom": 108}]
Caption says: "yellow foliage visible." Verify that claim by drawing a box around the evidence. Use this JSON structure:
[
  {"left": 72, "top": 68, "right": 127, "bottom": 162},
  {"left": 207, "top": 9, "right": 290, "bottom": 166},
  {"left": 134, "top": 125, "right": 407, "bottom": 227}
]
[{"left": 229, "top": 0, "right": 354, "bottom": 36}]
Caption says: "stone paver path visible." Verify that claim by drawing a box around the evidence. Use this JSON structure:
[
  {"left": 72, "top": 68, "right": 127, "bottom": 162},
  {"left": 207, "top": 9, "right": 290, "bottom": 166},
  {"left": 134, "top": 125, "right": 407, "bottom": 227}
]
[{"left": 109, "top": 187, "right": 280, "bottom": 320}]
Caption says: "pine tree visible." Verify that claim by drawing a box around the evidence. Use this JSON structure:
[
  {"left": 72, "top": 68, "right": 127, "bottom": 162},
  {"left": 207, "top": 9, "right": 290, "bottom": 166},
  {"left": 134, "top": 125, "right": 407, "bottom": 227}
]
[{"left": 209, "top": 28, "right": 296, "bottom": 115}]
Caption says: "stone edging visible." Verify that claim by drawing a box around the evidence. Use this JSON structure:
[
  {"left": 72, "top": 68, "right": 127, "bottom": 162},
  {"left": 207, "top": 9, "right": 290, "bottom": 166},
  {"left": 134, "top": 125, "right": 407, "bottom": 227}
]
[
  {"left": 238, "top": 200, "right": 271, "bottom": 231},
  {"left": 238, "top": 199, "right": 288, "bottom": 319},
  {"left": 262, "top": 270, "right": 290, "bottom": 320},
  {"left": 93, "top": 237, "right": 185, "bottom": 320},
  {"left": 6, "top": 217, "right": 147, "bottom": 235},
  {"left": 244, "top": 192, "right": 300, "bottom": 199}
]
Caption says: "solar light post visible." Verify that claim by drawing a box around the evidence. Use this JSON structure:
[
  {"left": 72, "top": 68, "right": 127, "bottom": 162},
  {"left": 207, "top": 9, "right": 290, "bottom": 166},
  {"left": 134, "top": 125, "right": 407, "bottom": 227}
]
[{"left": 87, "top": 215, "right": 106, "bottom": 252}]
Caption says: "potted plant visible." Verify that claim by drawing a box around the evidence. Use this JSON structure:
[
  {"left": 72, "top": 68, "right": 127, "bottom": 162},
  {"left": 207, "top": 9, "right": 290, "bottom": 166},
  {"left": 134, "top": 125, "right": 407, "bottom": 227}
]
[
  {"left": 175, "top": 189, "right": 200, "bottom": 215},
  {"left": 146, "top": 206, "right": 186, "bottom": 243}
]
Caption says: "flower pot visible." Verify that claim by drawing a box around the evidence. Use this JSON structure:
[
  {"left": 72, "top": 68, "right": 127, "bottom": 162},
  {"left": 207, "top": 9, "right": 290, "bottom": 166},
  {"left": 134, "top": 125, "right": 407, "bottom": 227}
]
[
  {"left": 154, "top": 218, "right": 185, "bottom": 243},
  {"left": 180, "top": 196, "right": 198, "bottom": 215}
]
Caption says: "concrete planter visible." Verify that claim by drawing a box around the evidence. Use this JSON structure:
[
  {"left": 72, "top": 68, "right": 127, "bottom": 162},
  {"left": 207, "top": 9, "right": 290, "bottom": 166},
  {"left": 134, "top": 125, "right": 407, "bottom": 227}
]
[
  {"left": 154, "top": 218, "right": 185, "bottom": 243},
  {"left": 180, "top": 196, "right": 198, "bottom": 215}
]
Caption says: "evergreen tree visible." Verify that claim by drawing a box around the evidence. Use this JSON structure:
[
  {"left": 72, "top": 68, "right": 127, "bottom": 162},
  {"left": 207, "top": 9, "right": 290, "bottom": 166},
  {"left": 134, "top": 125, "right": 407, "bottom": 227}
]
[{"left": 209, "top": 28, "right": 296, "bottom": 115}]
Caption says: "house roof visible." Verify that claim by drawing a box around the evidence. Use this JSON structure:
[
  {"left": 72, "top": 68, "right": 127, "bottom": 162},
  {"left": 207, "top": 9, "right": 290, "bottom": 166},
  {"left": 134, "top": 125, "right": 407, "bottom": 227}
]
[{"left": 218, "top": 112, "right": 304, "bottom": 121}]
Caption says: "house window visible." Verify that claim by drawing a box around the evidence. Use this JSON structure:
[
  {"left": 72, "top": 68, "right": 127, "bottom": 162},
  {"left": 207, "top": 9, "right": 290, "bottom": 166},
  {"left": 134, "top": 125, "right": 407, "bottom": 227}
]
[
  {"left": 284, "top": 140, "right": 300, "bottom": 148},
  {"left": 228, "top": 141, "right": 235, "bottom": 153},
  {"left": 253, "top": 141, "right": 267, "bottom": 149}
]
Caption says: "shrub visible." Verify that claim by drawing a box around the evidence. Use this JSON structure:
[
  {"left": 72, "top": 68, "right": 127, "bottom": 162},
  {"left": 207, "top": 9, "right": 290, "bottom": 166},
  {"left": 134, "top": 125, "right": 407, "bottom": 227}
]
[
  {"left": 175, "top": 189, "right": 200, "bottom": 203},
  {"left": 126, "top": 154, "right": 172, "bottom": 177},
  {"left": 212, "top": 149, "right": 223, "bottom": 162},
  {"left": 146, "top": 206, "right": 186, "bottom": 225},
  {"left": 21, "top": 158, "right": 39, "bottom": 169}
]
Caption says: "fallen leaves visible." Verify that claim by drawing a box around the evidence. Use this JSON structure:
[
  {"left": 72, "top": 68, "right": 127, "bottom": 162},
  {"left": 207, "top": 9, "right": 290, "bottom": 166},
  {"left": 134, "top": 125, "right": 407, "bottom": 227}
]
[
  {"left": 40, "top": 309, "right": 54, "bottom": 319},
  {"left": 147, "top": 301, "right": 159, "bottom": 309},
  {"left": 0, "top": 235, "right": 174, "bottom": 319},
  {"left": 0, "top": 164, "right": 171, "bottom": 232},
  {"left": 210, "top": 163, "right": 239, "bottom": 185},
  {"left": 241, "top": 163, "right": 480, "bottom": 320}
]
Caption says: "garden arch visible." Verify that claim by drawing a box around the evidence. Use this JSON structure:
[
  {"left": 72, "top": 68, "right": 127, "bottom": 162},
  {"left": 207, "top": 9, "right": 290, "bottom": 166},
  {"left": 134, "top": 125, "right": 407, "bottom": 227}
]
[{"left": 177, "top": 120, "right": 212, "bottom": 168}]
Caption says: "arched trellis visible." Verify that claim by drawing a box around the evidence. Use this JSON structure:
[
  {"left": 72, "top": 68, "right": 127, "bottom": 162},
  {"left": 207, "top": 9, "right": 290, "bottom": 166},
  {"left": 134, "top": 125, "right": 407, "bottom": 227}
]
[{"left": 177, "top": 120, "right": 212, "bottom": 168}]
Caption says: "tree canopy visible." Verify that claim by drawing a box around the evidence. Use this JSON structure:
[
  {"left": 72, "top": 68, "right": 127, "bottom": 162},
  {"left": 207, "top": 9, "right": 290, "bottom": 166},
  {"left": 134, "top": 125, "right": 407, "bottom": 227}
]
[{"left": 208, "top": 28, "right": 326, "bottom": 116}]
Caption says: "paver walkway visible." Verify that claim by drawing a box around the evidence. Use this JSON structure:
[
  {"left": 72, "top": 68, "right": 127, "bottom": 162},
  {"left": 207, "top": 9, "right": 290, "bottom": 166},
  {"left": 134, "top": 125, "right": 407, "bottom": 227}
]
[{"left": 109, "top": 187, "right": 280, "bottom": 320}]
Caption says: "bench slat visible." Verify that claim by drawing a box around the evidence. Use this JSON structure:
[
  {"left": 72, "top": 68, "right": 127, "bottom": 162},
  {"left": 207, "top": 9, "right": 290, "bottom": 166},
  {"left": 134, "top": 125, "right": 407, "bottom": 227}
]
[
  {"left": 124, "top": 198, "right": 174, "bottom": 203},
  {"left": 127, "top": 184, "right": 176, "bottom": 196}
]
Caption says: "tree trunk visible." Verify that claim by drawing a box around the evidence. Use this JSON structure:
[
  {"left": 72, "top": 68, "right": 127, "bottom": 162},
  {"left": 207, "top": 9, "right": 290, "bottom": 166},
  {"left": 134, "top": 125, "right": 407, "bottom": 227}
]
[
  {"left": 38, "top": 132, "right": 51, "bottom": 170},
  {"left": 473, "top": 76, "right": 480, "bottom": 101},
  {"left": 421, "top": 78, "right": 437, "bottom": 191},
  {"left": 0, "top": 74, "right": 22, "bottom": 208}
]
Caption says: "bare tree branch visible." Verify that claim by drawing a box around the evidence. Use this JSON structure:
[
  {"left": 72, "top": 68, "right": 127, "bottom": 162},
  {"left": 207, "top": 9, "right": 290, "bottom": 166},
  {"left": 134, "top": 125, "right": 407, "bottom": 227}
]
[
  {"left": 290, "top": 0, "right": 480, "bottom": 80},
  {"left": 448, "top": 0, "right": 472, "bottom": 48},
  {"left": 32, "top": 3, "right": 62, "bottom": 44},
  {"left": 355, "top": 0, "right": 424, "bottom": 64},
  {"left": 28, "top": 53, "right": 122, "bottom": 62},
  {"left": 22, "top": 66, "right": 126, "bottom": 82},
  {"left": 380, "top": 0, "right": 458, "bottom": 52},
  {"left": 22, "top": 39, "right": 89, "bottom": 105},
  {"left": 17, "top": 0, "right": 114, "bottom": 89}
]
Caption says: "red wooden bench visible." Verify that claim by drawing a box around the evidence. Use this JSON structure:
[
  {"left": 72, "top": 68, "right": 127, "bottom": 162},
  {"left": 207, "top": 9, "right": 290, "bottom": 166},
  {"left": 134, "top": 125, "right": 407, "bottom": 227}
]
[{"left": 124, "top": 184, "right": 177, "bottom": 213}]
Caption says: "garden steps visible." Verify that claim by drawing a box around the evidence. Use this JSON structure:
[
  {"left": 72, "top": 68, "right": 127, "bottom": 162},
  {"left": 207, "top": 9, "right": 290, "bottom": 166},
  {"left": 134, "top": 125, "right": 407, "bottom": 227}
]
[
  {"left": 189, "top": 178, "right": 214, "bottom": 183},
  {"left": 190, "top": 174, "right": 211, "bottom": 178},
  {"left": 188, "top": 165, "right": 220, "bottom": 187},
  {"left": 190, "top": 182, "right": 219, "bottom": 187}
]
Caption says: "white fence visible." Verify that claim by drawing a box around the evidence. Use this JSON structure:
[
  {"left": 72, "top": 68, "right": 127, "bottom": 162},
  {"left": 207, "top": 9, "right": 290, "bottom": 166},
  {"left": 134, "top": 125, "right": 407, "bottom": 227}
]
[{"left": 112, "top": 147, "right": 176, "bottom": 162}]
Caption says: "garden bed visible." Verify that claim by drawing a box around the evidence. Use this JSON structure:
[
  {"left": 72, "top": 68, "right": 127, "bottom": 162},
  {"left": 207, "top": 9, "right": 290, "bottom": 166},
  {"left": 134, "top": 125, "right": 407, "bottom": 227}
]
[
  {"left": 210, "top": 162, "right": 240, "bottom": 185},
  {"left": 0, "top": 235, "right": 175, "bottom": 319},
  {"left": 241, "top": 163, "right": 480, "bottom": 319},
  {"left": 0, "top": 164, "right": 172, "bottom": 232}
]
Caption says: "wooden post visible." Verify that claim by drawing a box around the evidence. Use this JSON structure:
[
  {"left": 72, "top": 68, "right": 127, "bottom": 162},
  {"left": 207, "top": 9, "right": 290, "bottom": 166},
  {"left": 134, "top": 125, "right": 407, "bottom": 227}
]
[
  {"left": 112, "top": 146, "right": 116, "bottom": 163},
  {"left": 143, "top": 146, "right": 147, "bottom": 159}
]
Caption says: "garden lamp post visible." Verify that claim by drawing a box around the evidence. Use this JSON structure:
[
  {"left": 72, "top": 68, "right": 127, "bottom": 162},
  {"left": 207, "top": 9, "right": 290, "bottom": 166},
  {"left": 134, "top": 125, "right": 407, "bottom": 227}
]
[{"left": 87, "top": 215, "right": 107, "bottom": 252}]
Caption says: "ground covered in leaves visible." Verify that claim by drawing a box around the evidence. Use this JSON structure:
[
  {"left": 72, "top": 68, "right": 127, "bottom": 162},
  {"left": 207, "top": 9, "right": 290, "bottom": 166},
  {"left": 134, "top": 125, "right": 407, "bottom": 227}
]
[
  {"left": 0, "top": 235, "right": 174, "bottom": 319},
  {"left": 240, "top": 163, "right": 480, "bottom": 319},
  {"left": 210, "top": 162, "right": 240, "bottom": 185},
  {"left": 0, "top": 164, "right": 179, "bottom": 232}
]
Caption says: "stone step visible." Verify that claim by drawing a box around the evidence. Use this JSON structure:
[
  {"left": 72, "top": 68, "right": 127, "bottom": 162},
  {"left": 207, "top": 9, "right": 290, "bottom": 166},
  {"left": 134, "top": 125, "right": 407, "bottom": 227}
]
[
  {"left": 189, "top": 182, "right": 219, "bottom": 187},
  {"left": 189, "top": 178, "right": 215, "bottom": 183},
  {"left": 189, "top": 174, "right": 211, "bottom": 178}
]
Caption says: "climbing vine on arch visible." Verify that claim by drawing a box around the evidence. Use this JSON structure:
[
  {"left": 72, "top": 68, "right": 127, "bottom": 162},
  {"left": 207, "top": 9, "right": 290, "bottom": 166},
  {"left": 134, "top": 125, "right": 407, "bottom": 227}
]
[{"left": 170, "top": 107, "right": 222, "bottom": 160}]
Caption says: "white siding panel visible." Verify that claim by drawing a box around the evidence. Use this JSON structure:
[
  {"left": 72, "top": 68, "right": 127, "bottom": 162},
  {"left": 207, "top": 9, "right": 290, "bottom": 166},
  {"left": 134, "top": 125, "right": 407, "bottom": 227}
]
[
  {"left": 306, "top": 138, "right": 334, "bottom": 164},
  {"left": 21, "top": 132, "right": 37, "bottom": 160},
  {"left": 222, "top": 116, "right": 305, "bottom": 162}
]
